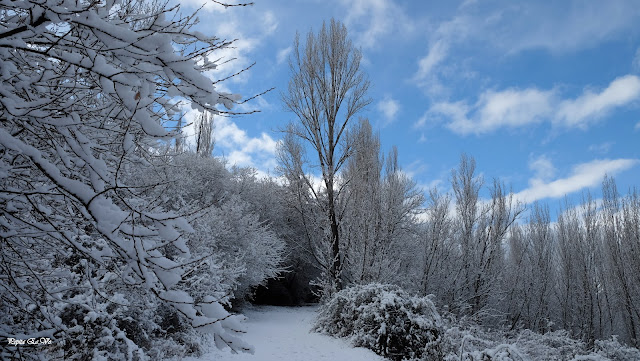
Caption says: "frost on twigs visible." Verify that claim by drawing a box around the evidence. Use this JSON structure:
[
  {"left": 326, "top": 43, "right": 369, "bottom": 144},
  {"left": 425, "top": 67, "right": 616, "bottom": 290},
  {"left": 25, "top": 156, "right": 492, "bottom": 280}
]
[
  {"left": 314, "top": 283, "right": 443, "bottom": 361},
  {"left": 0, "top": 0, "right": 253, "bottom": 359}
]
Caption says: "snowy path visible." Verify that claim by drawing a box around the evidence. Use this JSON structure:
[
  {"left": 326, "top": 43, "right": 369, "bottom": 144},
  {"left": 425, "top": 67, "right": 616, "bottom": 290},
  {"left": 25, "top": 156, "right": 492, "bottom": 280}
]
[{"left": 189, "top": 305, "right": 387, "bottom": 361}]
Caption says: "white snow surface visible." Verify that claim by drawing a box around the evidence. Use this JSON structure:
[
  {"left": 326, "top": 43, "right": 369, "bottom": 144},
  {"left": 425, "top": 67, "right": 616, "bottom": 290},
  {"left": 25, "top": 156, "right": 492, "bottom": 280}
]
[{"left": 189, "top": 305, "right": 387, "bottom": 361}]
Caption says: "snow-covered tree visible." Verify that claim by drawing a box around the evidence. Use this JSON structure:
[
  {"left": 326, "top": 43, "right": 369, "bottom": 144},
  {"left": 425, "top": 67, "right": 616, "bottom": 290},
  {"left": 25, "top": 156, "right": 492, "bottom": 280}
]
[
  {"left": 281, "top": 18, "right": 371, "bottom": 293},
  {"left": 341, "top": 122, "right": 424, "bottom": 286},
  {"left": 504, "top": 203, "right": 555, "bottom": 332},
  {"left": 0, "top": 0, "right": 255, "bottom": 359},
  {"left": 448, "top": 155, "right": 523, "bottom": 317},
  {"left": 195, "top": 111, "right": 215, "bottom": 157},
  {"left": 136, "top": 154, "right": 287, "bottom": 303},
  {"left": 419, "top": 187, "right": 456, "bottom": 302}
]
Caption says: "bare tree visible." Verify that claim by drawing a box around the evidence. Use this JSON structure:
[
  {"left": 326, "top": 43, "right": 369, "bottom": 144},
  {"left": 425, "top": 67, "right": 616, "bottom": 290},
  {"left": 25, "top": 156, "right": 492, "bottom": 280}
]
[
  {"left": 420, "top": 187, "right": 454, "bottom": 300},
  {"left": 281, "top": 18, "right": 371, "bottom": 292},
  {"left": 342, "top": 119, "right": 384, "bottom": 283},
  {"left": 450, "top": 154, "right": 523, "bottom": 317},
  {"left": 504, "top": 203, "right": 554, "bottom": 332},
  {"left": 450, "top": 154, "right": 483, "bottom": 313},
  {"left": 195, "top": 111, "right": 215, "bottom": 157}
]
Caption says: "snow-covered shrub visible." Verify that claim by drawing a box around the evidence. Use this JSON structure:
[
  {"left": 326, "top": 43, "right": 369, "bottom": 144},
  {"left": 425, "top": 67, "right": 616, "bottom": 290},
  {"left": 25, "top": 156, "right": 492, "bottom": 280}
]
[
  {"left": 513, "top": 329, "right": 589, "bottom": 360},
  {"left": 442, "top": 323, "right": 500, "bottom": 360},
  {"left": 594, "top": 336, "right": 640, "bottom": 361},
  {"left": 441, "top": 314, "right": 576, "bottom": 361},
  {"left": 314, "top": 283, "right": 443, "bottom": 360},
  {"left": 440, "top": 316, "right": 640, "bottom": 361},
  {"left": 462, "top": 344, "right": 526, "bottom": 361}
]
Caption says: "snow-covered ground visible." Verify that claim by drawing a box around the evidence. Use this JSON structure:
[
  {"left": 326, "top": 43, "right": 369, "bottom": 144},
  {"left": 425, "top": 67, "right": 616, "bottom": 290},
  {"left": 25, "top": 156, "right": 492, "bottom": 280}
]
[{"left": 189, "top": 305, "right": 387, "bottom": 361}]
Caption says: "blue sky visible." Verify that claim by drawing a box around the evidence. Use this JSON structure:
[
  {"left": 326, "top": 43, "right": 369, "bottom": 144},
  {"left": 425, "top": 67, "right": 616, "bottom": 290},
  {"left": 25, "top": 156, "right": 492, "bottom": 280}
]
[{"left": 178, "top": 0, "right": 640, "bottom": 214}]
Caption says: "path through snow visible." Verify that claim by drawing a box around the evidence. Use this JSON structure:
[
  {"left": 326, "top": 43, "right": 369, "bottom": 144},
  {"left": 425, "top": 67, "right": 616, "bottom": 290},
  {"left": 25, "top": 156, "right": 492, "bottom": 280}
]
[{"left": 189, "top": 305, "right": 386, "bottom": 361}]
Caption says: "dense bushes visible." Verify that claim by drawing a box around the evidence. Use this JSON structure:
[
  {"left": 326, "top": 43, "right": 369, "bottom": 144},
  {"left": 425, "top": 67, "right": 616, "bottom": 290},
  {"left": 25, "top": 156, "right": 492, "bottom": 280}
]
[
  {"left": 440, "top": 318, "right": 640, "bottom": 361},
  {"left": 314, "top": 283, "right": 443, "bottom": 360},
  {"left": 314, "top": 283, "right": 640, "bottom": 361}
]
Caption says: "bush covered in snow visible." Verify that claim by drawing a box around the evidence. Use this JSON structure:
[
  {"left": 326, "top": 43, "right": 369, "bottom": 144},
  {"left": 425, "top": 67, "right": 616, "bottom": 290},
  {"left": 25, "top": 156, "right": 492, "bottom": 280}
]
[
  {"left": 593, "top": 336, "right": 640, "bottom": 361},
  {"left": 461, "top": 344, "right": 527, "bottom": 361},
  {"left": 314, "top": 283, "right": 443, "bottom": 360},
  {"left": 440, "top": 315, "right": 640, "bottom": 361}
]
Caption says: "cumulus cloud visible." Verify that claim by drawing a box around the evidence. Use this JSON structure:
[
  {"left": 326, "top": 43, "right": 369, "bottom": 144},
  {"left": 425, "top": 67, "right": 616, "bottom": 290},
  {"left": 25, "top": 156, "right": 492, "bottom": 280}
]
[
  {"left": 427, "top": 101, "right": 470, "bottom": 131},
  {"left": 555, "top": 75, "right": 640, "bottom": 128},
  {"left": 215, "top": 117, "right": 278, "bottom": 165},
  {"left": 180, "top": 109, "right": 279, "bottom": 173},
  {"left": 423, "top": 75, "right": 640, "bottom": 135},
  {"left": 514, "top": 158, "right": 639, "bottom": 204},
  {"left": 377, "top": 96, "right": 400, "bottom": 126},
  {"left": 470, "top": 88, "right": 554, "bottom": 133}
]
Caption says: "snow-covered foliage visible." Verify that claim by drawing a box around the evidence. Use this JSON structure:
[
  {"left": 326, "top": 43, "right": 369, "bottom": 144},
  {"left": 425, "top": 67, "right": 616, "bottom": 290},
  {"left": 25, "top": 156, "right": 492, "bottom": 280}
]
[
  {"left": 314, "top": 283, "right": 443, "bottom": 360},
  {"left": 440, "top": 316, "right": 640, "bottom": 361},
  {"left": 128, "top": 154, "right": 287, "bottom": 303},
  {"left": 341, "top": 120, "right": 424, "bottom": 287},
  {"left": 461, "top": 344, "right": 527, "bottom": 361},
  {"left": 0, "top": 0, "right": 255, "bottom": 359}
]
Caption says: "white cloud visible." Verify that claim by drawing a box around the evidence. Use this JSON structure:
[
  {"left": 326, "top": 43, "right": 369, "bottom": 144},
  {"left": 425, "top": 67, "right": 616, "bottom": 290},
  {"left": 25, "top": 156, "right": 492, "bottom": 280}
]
[
  {"left": 194, "top": 8, "right": 280, "bottom": 85},
  {"left": 556, "top": 75, "right": 640, "bottom": 128},
  {"left": 178, "top": 0, "right": 229, "bottom": 12},
  {"left": 276, "top": 46, "right": 292, "bottom": 65},
  {"left": 444, "top": 1, "right": 640, "bottom": 55},
  {"left": 635, "top": 121, "right": 640, "bottom": 130},
  {"left": 339, "top": 0, "right": 413, "bottom": 49},
  {"left": 411, "top": 15, "right": 475, "bottom": 97},
  {"left": 215, "top": 117, "right": 278, "bottom": 159},
  {"left": 508, "top": 1, "right": 640, "bottom": 54},
  {"left": 410, "top": 1, "right": 640, "bottom": 98},
  {"left": 404, "top": 160, "right": 428, "bottom": 180},
  {"left": 413, "top": 114, "right": 427, "bottom": 129},
  {"left": 377, "top": 96, "right": 400, "bottom": 126},
  {"left": 261, "top": 11, "right": 279, "bottom": 35},
  {"left": 473, "top": 88, "right": 554, "bottom": 132},
  {"left": 429, "top": 101, "right": 470, "bottom": 131},
  {"left": 529, "top": 155, "right": 556, "bottom": 181},
  {"left": 414, "top": 40, "right": 449, "bottom": 82},
  {"left": 514, "top": 158, "right": 639, "bottom": 204},
  {"left": 424, "top": 75, "right": 640, "bottom": 135},
  {"left": 588, "top": 142, "right": 615, "bottom": 154},
  {"left": 181, "top": 109, "right": 279, "bottom": 172},
  {"left": 432, "top": 87, "right": 554, "bottom": 135}
]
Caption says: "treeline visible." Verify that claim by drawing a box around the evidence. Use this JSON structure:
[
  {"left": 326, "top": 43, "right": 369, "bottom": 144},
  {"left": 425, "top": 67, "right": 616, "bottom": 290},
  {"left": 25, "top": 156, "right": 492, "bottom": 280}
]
[
  {"left": 273, "top": 118, "right": 640, "bottom": 348},
  {"left": 268, "top": 17, "right": 640, "bottom": 349}
]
